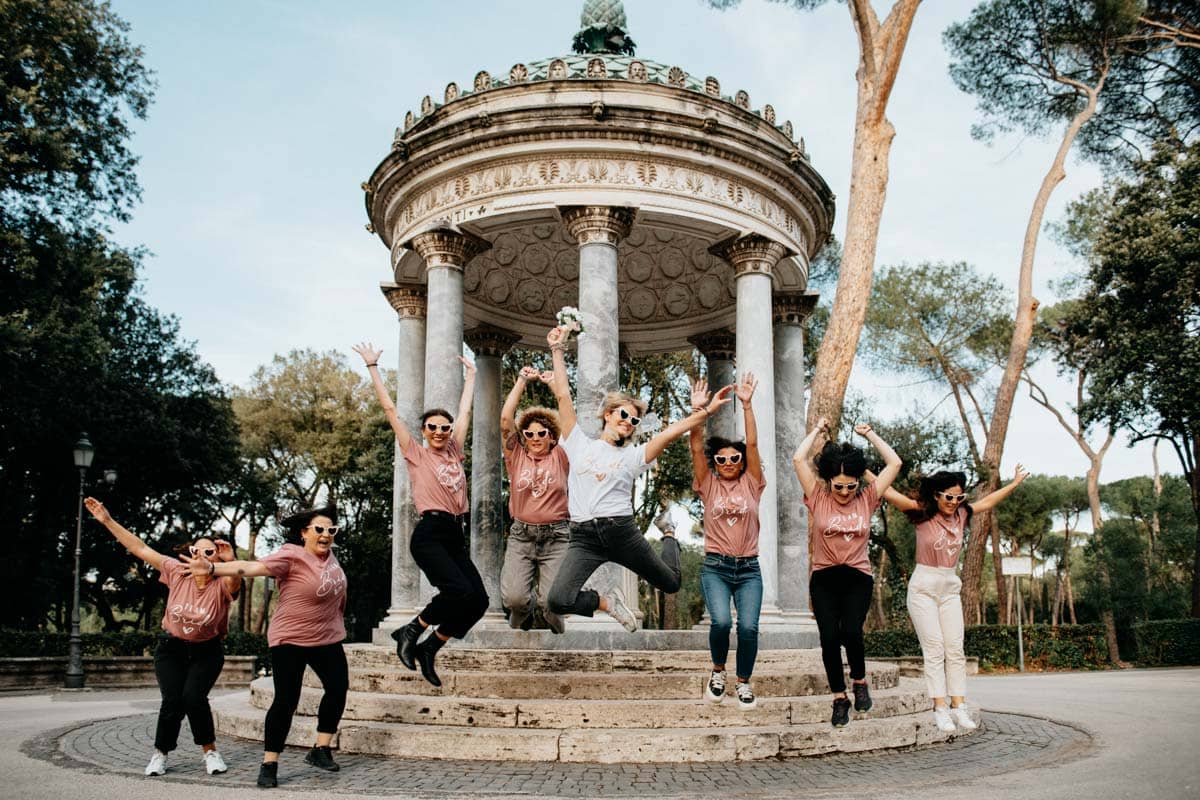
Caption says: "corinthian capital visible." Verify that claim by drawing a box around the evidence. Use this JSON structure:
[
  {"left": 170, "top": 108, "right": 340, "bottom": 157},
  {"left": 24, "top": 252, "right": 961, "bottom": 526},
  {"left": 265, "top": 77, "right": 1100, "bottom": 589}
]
[
  {"left": 464, "top": 325, "right": 520, "bottom": 358},
  {"left": 710, "top": 234, "right": 789, "bottom": 278},
  {"left": 772, "top": 291, "right": 820, "bottom": 325},
  {"left": 380, "top": 282, "right": 427, "bottom": 320},
  {"left": 559, "top": 206, "right": 636, "bottom": 246},
  {"left": 407, "top": 225, "right": 491, "bottom": 271}
]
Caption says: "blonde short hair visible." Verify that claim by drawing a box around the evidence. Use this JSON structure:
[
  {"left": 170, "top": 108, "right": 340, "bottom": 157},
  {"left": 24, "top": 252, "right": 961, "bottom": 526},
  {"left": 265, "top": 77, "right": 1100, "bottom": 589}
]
[{"left": 597, "top": 391, "right": 648, "bottom": 422}]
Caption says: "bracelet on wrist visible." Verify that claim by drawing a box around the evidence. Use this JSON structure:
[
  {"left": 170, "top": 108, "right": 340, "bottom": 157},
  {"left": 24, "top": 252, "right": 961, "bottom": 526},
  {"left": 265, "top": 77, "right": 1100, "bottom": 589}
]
[
  {"left": 365, "top": 362, "right": 378, "bottom": 368},
  {"left": 208, "top": 561, "right": 216, "bottom": 576}
]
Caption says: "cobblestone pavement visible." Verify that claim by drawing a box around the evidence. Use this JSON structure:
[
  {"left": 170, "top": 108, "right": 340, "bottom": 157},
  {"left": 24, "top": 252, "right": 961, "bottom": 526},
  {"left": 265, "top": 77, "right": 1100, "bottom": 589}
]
[{"left": 24, "top": 710, "right": 1091, "bottom": 799}]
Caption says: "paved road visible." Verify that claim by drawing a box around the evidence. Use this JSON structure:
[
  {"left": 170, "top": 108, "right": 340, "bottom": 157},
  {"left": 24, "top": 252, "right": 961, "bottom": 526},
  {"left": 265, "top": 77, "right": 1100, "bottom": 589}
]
[{"left": 4, "top": 668, "right": 1198, "bottom": 799}]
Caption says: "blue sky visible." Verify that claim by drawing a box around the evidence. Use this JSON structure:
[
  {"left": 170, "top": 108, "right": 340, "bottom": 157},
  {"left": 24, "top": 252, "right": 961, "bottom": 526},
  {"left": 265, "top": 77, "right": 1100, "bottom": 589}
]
[{"left": 107, "top": 0, "right": 1158, "bottom": 485}]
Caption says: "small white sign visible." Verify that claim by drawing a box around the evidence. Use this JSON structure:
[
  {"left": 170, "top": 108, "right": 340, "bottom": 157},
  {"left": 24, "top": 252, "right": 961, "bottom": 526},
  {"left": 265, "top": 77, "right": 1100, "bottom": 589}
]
[{"left": 1003, "top": 556, "right": 1033, "bottom": 576}]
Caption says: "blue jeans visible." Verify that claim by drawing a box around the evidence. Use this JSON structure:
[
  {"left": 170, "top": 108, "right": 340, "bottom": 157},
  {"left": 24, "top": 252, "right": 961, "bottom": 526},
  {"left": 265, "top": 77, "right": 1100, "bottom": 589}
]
[{"left": 700, "top": 554, "right": 763, "bottom": 679}]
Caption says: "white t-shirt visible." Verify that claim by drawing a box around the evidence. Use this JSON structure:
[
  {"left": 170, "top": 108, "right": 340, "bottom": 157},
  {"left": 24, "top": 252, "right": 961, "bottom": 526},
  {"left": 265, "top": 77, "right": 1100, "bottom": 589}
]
[{"left": 560, "top": 426, "right": 654, "bottom": 522}]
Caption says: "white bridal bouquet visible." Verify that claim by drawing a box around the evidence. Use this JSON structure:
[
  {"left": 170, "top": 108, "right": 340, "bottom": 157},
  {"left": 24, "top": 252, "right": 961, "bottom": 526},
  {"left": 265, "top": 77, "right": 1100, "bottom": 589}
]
[{"left": 556, "top": 306, "right": 585, "bottom": 339}]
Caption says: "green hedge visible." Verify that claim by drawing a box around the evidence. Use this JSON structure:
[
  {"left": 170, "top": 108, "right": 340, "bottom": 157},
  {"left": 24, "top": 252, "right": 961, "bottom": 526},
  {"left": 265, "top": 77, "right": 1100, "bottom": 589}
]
[
  {"left": 1133, "top": 619, "right": 1200, "bottom": 666},
  {"left": 0, "top": 630, "right": 271, "bottom": 671},
  {"left": 865, "top": 623, "right": 1110, "bottom": 670}
]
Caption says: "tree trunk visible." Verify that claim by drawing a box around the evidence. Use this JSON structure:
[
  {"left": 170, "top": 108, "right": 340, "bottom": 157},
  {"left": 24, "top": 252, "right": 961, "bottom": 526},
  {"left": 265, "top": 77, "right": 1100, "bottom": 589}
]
[
  {"left": 869, "top": 550, "right": 889, "bottom": 630},
  {"left": 242, "top": 529, "right": 259, "bottom": 631},
  {"left": 1190, "top": 433, "right": 1200, "bottom": 617},
  {"left": 252, "top": 582, "right": 271, "bottom": 635},
  {"left": 961, "top": 84, "right": 1104, "bottom": 621},
  {"left": 1086, "top": 463, "right": 1126, "bottom": 667},
  {"left": 805, "top": 0, "right": 919, "bottom": 435},
  {"left": 1150, "top": 440, "right": 1161, "bottom": 580}
]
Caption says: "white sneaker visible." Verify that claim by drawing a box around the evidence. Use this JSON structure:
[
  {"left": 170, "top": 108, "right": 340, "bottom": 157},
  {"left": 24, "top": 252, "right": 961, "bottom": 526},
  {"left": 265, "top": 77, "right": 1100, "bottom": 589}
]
[
  {"left": 604, "top": 589, "right": 638, "bottom": 632},
  {"left": 950, "top": 704, "right": 978, "bottom": 730},
  {"left": 144, "top": 751, "right": 167, "bottom": 776},
  {"left": 705, "top": 669, "right": 726, "bottom": 703},
  {"left": 204, "top": 749, "right": 228, "bottom": 775},
  {"left": 735, "top": 681, "right": 757, "bottom": 711},
  {"left": 932, "top": 706, "right": 956, "bottom": 733}
]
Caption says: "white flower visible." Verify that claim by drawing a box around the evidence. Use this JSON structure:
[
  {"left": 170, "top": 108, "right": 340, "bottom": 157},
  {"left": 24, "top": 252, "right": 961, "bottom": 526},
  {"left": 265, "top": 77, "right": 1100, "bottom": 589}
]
[{"left": 556, "top": 306, "right": 586, "bottom": 337}]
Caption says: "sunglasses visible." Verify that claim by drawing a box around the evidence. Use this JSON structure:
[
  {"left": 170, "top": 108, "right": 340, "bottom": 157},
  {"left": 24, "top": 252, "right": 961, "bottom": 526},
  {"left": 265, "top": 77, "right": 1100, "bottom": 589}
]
[
  {"left": 425, "top": 422, "right": 453, "bottom": 433},
  {"left": 306, "top": 525, "right": 340, "bottom": 536},
  {"left": 713, "top": 453, "right": 743, "bottom": 465},
  {"left": 831, "top": 482, "right": 859, "bottom": 492},
  {"left": 523, "top": 429, "right": 551, "bottom": 439},
  {"left": 937, "top": 492, "right": 967, "bottom": 502},
  {"left": 189, "top": 545, "right": 216, "bottom": 558},
  {"left": 618, "top": 408, "right": 641, "bottom": 427}
]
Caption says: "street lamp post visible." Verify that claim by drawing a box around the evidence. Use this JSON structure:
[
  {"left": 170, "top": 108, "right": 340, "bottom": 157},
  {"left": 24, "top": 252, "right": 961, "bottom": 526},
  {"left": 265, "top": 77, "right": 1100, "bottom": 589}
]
[{"left": 64, "top": 434, "right": 95, "bottom": 689}]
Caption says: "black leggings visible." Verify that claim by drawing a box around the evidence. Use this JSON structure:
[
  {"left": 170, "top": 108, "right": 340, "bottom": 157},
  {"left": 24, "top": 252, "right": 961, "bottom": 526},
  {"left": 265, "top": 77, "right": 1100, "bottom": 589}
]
[
  {"left": 810, "top": 565, "right": 875, "bottom": 694},
  {"left": 263, "top": 643, "right": 348, "bottom": 753},
  {"left": 153, "top": 635, "right": 224, "bottom": 753},
  {"left": 410, "top": 512, "right": 489, "bottom": 638}
]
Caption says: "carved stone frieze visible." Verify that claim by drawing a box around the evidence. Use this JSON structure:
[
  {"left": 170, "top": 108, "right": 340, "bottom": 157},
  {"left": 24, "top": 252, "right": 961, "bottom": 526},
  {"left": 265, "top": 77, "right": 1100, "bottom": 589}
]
[
  {"left": 735, "top": 90, "right": 750, "bottom": 109},
  {"left": 510, "top": 63, "right": 528, "bottom": 83},
  {"left": 409, "top": 228, "right": 492, "bottom": 271},
  {"left": 392, "top": 154, "right": 803, "bottom": 246},
  {"left": 772, "top": 291, "right": 819, "bottom": 325},
  {"left": 688, "top": 330, "right": 736, "bottom": 361},
  {"left": 381, "top": 283, "right": 428, "bottom": 319},
  {"left": 559, "top": 206, "right": 636, "bottom": 246},
  {"left": 444, "top": 82, "right": 459, "bottom": 103},
  {"left": 464, "top": 325, "right": 520, "bottom": 357},
  {"left": 711, "top": 234, "right": 787, "bottom": 277},
  {"left": 474, "top": 71, "right": 492, "bottom": 92}
]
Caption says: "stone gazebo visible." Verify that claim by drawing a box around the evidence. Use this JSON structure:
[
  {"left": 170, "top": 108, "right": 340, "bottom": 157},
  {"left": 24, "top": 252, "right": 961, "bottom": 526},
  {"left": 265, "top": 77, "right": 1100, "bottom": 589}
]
[{"left": 364, "top": 2, "right": 832, "bottom": 642}]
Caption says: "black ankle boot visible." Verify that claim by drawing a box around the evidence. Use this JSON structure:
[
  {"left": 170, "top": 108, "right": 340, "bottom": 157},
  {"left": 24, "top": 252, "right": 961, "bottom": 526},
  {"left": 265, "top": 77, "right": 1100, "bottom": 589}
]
[
  {"left": 391, "top": 618, "right": 423, "bottom": 671},
  {"left": 415, "top": 633, "right": 448, "bottom": 687},
  {"left": 304, "top": 744, "right": 340, "bottom": 772},
  {"left": 257, "top": 761, "right": 278, "bottom": 788}
]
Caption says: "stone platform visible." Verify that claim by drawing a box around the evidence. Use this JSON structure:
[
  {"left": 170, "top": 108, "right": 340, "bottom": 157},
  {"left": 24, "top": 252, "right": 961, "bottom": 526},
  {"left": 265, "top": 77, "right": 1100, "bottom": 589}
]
[{"left": 212, "top": 644, "right": 977, "bottom": 763}]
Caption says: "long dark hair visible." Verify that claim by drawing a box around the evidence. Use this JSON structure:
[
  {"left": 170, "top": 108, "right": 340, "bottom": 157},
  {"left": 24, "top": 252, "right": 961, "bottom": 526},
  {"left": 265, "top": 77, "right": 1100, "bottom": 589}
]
[
  {"left": 279, "top": 506, "right": 339, "bottom": 545},
  {"left": 705, "top": 436, "right": 748, "bottom": 477},
  {"left": 170, "top": 533, "right": 229, "bottom": 558},
  {"left": 903, "top": 471, "right": 974, "bottom": 525}
]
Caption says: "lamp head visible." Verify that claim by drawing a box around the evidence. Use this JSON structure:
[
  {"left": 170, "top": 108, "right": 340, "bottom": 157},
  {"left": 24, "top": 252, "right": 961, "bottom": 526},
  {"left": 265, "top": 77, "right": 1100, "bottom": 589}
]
[{"left": 73, "top": 434, "right": 95, "bottom": 470}]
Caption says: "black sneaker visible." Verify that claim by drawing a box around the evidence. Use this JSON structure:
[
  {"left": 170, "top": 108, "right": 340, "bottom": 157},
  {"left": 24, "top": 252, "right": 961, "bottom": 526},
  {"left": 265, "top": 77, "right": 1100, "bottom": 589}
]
[
  {"left": 256, "top": 761, "right": 278, "bottom": 788},
  {"left": 831, "top": 697, "right": 852, "bottom": 727},
  {"left": 304, "top": 745, "right": 340, "bottom": 772},
  {"left": 852, "top": 681, "right": 873, "bottom": 712}
]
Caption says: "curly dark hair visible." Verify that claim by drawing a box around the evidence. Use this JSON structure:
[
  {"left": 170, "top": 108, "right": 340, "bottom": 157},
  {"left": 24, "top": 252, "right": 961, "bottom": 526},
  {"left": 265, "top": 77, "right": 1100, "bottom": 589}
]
[
  {"left": 904, "top": 471, "right": 974, "bottom": 525},
  {"left": 279, "top": 506, "right": 339, "bottom": 545},
  {"left": 516, "top": 406, "right": 561, "bottom": 447},
  {"left": 814, "top": 441, "right": 867, "bottom": 482},
  {"left": 705, "top": 436, "right": 748, "bottom": 476}
]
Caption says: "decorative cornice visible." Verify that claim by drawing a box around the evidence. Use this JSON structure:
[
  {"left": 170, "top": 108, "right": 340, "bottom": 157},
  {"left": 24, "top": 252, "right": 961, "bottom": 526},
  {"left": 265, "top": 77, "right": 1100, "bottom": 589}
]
[
  {"left": 380, "top": 282, "right": 427, "bottom": 319},
  {"left": 464, "top": 325, "right": 520, "bottom": 357},
  {"left": 559, "top": 205, "right": 636, "bottom": 246},
  {"left": 710, "top": 234, "right": 788, "bottom": 278},
  {"left": 408, "top": 227, "right": 492, "bottom": 271},
  {"left": 772, "top": 290, "right": 820, "bottom": 325},
  {"left": 687, "top": 330, "right": 737, "bottom": 361}
]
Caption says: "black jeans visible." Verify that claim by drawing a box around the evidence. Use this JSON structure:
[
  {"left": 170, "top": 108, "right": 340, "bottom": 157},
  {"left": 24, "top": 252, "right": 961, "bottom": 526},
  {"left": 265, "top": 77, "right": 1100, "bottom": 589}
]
[
  {"left": 547, "top": 516, "right": 681, "bottom": 616},
  {"left": 810, "top": 565, "right": 875, "bottom": 694},
  {"left": 263, "top": 643, "right": 348, "bottom": 754},
  {"left": 153, "top": 635, "right": 225, "bottom": 753},
  {"left": 410, "top": 511, "right": 489, "bottom": 638}
]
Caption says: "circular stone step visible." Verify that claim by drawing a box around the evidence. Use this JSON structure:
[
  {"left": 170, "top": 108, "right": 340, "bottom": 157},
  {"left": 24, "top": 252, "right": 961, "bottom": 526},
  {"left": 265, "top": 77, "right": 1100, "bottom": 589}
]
[{"left": 249, "top": 676, "right": 930, "bottom": 728}]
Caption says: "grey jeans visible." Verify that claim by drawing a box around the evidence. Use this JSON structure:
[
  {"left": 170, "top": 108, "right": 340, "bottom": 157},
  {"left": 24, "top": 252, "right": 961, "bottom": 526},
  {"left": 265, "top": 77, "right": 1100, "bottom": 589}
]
[{"left": 500, "top": 519, "right": 570, "bottom": 633}]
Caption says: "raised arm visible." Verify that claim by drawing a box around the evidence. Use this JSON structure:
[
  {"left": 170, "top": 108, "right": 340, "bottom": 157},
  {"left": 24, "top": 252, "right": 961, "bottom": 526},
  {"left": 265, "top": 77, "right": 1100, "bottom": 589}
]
[
  {"left": 645, "top": 385, "right": 733, "bottom": 464},
  {"left": 547, "top": 326, "right": 577, "bottom": 437},
  {"left": 453, "top": 356, "right": 477, "bottom": 449},
  {"left": 84, "top": 497, "right": 164, "bottom": 570},
  {"left": 881, "top": 486, "right": 920, "bottom": 513},
  {"left": 856, "top": 424, "right": 902, "bottom": 497},
  {"left": 179, "top": 553, "right": 272, "bottom": 579},
  {"left": 502, "top": 366, "right": 539, "bottom": 443},
  {"left": 792, "top": 417, "right": 828, "bottom": 496},
  {"left": 688, "top": 379, "right": 713, "bottom": 483},
  {"left": 970, "top": 464, "right": 1030, "bottom": 513},
  {"left": 737, "top": 371, "right": 763, "bottom": 483},
  {"left": 353, "top": 342, "right": 413, "bottom": 451}
]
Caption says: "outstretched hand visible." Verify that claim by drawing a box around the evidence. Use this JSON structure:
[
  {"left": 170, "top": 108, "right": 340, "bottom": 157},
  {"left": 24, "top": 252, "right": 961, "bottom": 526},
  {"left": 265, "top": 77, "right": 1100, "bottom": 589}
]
[
  {"left": 178, "top": 552, "right": 213, "bottom": 578},
  {"left": 352, "top": 342, "right": 383, "bottom": 366},
  {"left": 706, "top": 384, "right": 735, "bottom": 414},
  {"left": 214, "top": 539, "right": 235, "bottom": 563},
  {"left": 459, "top": 355, "right": 476, "bottom": 377},
  {"left": 690, "top": 378, "right": 711, "bottom": 411},
  {"left": 736, "top": 371, "right": 758, "bottom": 404},
  {"left": 1011, "top": 463, "right": 1030, "bottom": 485},
  {"left": 83, "top": 497, "right": 111, "bottom": 524}
]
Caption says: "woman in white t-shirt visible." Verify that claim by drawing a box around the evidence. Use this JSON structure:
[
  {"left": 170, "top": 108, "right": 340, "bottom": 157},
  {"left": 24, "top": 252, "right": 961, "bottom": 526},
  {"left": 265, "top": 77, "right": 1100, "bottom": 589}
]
[{"left": 543, "top": 325, "right": 732, "bottom": 630}]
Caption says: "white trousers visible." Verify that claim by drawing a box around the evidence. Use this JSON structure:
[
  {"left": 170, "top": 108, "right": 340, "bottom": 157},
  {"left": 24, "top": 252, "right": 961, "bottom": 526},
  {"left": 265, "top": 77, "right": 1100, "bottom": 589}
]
[{"left": 906, "top": 564, "right": 967, "bottom": 699}]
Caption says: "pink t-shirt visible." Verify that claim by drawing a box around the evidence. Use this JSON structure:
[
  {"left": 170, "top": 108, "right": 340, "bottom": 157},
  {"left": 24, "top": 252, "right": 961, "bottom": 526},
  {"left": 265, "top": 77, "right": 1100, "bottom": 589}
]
[
  {"left": 694, "top": 469, "right": 767, "bottom": 557},
  {"left": 158, "top": 557, "right": 233, "bottom": 642},
  {"left": 805, "top": 483, "right": 880, "bottom": 576},
  {"left": 504, "top": 434, "right": 569, "bottom": 524},
  {"left": 914, "top": 506, "right": 968, "bottom": 568},
  {"left": 402, "top": 436, "right": 468, "bottom": 515},
  {"left": 260, "top": 544, "right": 347, "bottom": 648}
]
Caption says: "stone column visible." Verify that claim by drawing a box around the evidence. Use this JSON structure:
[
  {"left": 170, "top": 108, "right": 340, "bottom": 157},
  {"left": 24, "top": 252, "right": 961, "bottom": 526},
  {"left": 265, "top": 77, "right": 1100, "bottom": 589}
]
[
  {"left": 464, "top": 326, "right": 520, "bottom": 622},
  {"left": 711, "top": 235, "right": 788, "bottom": 622},
  {"left": 688, "top": 330, "right": 737, "bottom": 440},
  {"left": 774, "top": 290, "right": 820, "bottom": 623},
  {"left": 408, "top": 226, "right": 491, "bottom": 412},
  {"left": 380, "top": 282, "right": 426, "bottom": 630},
  {"left": 560, "top": 205, "right": 637, "bottom": 625}
]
